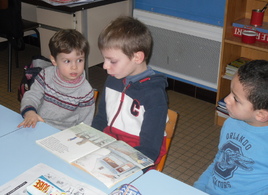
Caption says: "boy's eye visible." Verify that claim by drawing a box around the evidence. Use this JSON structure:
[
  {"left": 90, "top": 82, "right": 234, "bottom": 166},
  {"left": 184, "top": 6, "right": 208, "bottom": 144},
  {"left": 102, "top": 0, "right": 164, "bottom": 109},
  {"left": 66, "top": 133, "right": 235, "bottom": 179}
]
[
  {"left": 111, "top": 61, "right": 117, "bottom": 64},
  {"left": 77, "top": 59, "right": 83, "bottom": 63},
  {"left": 64, "top": 60, "right": 70, "bottom": 63}
]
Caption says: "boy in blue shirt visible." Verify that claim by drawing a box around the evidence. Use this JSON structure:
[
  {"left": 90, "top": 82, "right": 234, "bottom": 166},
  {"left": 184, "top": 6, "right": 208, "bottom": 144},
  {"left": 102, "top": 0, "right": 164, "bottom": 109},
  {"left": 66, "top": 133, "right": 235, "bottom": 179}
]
[{"left": 194, "top": 60, "right": 268, "bottom": 194}]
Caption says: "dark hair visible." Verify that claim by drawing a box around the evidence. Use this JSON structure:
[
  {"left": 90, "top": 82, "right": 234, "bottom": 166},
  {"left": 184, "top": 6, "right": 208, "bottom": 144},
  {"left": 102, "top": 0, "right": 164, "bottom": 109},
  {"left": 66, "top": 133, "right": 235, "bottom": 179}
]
[
  {"left": 98, "top": 16, "right": 152, "bottom": 62},
  {"left": 238, "top": 60, "right": 268, "bottom": 110},
  {"left": 49, "top": 29, "right": 89, "bottom": 59}
]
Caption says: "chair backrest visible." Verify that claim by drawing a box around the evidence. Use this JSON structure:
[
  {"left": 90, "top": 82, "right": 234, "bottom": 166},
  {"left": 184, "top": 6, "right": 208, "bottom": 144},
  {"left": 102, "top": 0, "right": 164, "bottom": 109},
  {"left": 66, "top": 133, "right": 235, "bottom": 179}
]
[
  {"left": 93, "top": 89, "right": 99, "bottom": 101},
  {"left": 156, "top": 109, "right": 179, "bottom": 172}
]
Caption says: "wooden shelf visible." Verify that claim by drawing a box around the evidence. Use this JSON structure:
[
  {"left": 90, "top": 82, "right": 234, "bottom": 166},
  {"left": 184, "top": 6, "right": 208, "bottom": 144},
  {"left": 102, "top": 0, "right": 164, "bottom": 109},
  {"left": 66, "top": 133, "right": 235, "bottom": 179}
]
[{"left": 225, "top": 36, "right": 268, "bottom": 52}]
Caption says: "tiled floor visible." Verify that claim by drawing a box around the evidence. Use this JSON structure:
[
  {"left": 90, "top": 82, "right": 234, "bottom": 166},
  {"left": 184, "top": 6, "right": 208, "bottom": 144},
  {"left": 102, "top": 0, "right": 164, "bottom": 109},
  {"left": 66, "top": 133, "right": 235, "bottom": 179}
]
[{"left": 0, "top": 43, "right": 222, "bottom": 186}]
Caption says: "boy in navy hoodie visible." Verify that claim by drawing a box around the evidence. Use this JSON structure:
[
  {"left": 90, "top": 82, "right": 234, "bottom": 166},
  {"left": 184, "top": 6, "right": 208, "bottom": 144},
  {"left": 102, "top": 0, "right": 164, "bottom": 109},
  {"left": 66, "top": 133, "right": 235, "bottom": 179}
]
[{"left": 92, "top": 16, "right": 168, "bottom": 167}]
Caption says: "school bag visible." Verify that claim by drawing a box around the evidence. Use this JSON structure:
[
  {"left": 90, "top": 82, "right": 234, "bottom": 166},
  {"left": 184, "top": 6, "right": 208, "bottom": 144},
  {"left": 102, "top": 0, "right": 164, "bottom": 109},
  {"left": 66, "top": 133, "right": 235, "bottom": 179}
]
[{"left": 18, "top": 55, "right": 52, "bottom": 102}]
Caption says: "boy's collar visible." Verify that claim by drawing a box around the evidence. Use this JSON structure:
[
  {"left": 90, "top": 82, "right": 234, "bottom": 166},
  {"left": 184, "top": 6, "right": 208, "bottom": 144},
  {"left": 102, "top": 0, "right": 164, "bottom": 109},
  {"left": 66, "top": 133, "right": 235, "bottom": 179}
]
[{"left": 124, "top": 66, "right": 155, "bottom": 85}]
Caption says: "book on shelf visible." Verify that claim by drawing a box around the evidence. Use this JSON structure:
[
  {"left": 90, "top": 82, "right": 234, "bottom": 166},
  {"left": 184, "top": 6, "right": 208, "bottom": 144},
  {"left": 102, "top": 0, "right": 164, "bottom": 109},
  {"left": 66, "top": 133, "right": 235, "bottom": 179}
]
[
  {"left": 217, "top": 97, "right": 226, "bottom": 109},
  {"left": 216, "top": 110, "right": 229, "bottom": 119},
  {"left": 216, "top": 106, "right": 228, "bottom": 115},
  {"left": 216, "top": 97, "right": 229, "bottom": 118},
  {"left": 222, "top": 74, "right": 234, "bottom": 80},
  {"left": 36, "top": 123, "right": 154, "bottom": 188},
  {"left": 225, "top": 67, "right": 237, "bottom": 76},
  {"left": 228, "top": 57, "right": 251, "bottom": 68},
  {"left": 223, "top": 57, "right": 252, "bottom": 79}
]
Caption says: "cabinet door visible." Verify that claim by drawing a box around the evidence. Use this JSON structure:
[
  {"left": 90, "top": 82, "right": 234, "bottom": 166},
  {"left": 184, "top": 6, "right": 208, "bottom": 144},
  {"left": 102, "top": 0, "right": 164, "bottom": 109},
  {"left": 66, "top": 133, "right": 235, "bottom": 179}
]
[
  {"left": 39, "top": 28, "right": 57, "bottom": 59},
  {"left": 36, "top": 7, "right": 82, "bottom": 58},
  {"left": 36, "top": 7, "right": 76, "bottom": 29},
  {"left": 86, "top": 1, "right": 131, "bottom": 67},
  {"left": 22, "top": 3, "right": 37, "bottom": 22}
]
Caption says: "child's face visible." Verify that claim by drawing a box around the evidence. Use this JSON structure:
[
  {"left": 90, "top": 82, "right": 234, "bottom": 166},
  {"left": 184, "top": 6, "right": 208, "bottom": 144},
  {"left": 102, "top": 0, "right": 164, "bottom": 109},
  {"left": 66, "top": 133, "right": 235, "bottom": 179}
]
[
  {"left": 101, "top": 48, "right": 145, "bottom": 79},
  {"left": 224, "top": 74, "right": 257, "bottom": 125},
  {"left": 51, "top": 50, "right": 85, "bottom": 81}
]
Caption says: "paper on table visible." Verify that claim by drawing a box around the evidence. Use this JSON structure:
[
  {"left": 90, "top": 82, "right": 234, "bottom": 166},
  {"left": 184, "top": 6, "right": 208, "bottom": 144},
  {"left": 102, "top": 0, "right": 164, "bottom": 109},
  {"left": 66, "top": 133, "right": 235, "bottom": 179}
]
[
  {"left": 0, "top": 163, "right": 106, "bottom": 195},
  {"left": 41, "top": 0, "right": 95, "bottom": 6}
]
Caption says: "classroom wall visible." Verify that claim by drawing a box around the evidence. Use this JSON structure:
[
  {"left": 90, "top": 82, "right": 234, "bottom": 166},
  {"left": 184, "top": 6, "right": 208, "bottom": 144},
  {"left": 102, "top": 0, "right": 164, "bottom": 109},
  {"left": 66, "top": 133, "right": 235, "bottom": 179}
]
[
  {"left": 134, "top": 0, "right": 226, "bottom": 93},
  {"left": 135, "top": 0, "right": 226, "bottom": 27}
]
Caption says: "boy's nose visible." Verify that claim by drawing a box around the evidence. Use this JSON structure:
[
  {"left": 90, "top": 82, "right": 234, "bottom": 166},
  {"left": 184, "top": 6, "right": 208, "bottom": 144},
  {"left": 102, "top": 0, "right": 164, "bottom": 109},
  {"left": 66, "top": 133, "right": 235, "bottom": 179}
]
[
  {"left": 103, "top": 62, "right": 109, "bottom": 70},
  {"left": 71, "top": 63, "right": 77, "bottom": 69}
]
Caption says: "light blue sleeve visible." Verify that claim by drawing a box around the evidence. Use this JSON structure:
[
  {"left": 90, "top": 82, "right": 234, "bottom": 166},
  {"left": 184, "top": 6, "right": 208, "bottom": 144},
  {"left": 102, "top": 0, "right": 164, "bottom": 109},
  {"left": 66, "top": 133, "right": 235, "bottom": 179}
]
[
  {"left": 193, "top": 120, "right": 228, "bottom": 191},
  {"left": 193, "top": 163, "right": 213, "bottom": 190},
  {"left": 193, "top": 151, "right": 222, "bottom": 191}
]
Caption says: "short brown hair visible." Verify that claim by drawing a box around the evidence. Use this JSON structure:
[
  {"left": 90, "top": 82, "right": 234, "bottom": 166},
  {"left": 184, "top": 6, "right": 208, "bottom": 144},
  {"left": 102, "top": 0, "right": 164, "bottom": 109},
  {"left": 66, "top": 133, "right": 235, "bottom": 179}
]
[
  {"left": 49, "top": 29, "right": 89, "bottom": 59},
  {"left": 238, "top": 60, "right": 268, "bottom": 110},
  {"left": 98, "top": 16, "right": 152, "bottom": 62}
]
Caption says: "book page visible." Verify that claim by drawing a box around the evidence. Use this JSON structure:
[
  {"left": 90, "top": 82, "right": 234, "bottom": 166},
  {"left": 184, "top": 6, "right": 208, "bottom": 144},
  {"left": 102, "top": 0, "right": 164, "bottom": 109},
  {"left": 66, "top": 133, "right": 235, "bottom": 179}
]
[
  {"left": 72, "top": 141, "right": 154, "bottom": 188},
  {"left": 36, "top": 123, "right": 116, "bottom": 163},
  {"left": 105, "top": 141, "right": 154, "bottom": 169},
  {"left": 0, "top": 163, "right": 106, "bottom": 195}
]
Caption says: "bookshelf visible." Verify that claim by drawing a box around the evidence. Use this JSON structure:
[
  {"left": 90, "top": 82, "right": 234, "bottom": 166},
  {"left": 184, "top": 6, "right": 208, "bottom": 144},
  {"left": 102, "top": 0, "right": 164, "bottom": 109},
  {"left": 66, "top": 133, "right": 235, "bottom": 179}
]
[{"left": 215, "top": 0, "right": 268, "bottom": 126}]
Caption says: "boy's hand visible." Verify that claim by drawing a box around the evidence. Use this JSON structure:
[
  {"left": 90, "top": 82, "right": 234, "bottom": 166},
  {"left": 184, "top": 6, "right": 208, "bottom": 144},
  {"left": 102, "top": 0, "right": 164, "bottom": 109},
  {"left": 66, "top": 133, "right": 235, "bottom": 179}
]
[{"left": 18, "top": 111, "right": 45, "bottom": 128}]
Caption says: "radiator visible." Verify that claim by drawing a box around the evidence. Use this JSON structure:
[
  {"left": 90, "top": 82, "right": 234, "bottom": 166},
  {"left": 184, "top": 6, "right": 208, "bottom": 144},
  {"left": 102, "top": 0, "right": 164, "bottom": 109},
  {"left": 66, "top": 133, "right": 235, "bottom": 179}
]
[{"left": 133, "top": 9, "right": 223, "bottom": 91}]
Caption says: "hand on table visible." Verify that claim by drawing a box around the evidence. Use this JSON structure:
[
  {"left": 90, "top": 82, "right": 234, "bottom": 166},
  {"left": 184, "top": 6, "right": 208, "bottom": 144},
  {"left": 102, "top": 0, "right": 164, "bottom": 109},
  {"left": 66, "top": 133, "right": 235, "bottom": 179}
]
[{"left": 18, "top": 110, "right": 45, "bottom": 128}]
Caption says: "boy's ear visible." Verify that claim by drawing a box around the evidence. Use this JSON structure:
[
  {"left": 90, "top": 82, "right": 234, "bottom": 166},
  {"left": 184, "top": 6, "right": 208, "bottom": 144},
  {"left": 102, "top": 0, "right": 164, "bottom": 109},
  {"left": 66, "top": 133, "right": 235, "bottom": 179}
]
[
  {"left": 133, "top": 51, "right": 145, "bottom": 64},
  {"left": 255, "top": 109, "right": 268, "bottom": 123},
  {"left": 50, "top": 55, "right": 57, "bottom": 66}
]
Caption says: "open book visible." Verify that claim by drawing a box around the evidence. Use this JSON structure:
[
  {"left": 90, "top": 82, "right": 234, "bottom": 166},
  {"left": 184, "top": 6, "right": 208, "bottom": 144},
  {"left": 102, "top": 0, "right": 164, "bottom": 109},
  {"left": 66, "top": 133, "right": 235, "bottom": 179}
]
[{"left": 36, "top": 123, "right": 154, "bottom": 188}]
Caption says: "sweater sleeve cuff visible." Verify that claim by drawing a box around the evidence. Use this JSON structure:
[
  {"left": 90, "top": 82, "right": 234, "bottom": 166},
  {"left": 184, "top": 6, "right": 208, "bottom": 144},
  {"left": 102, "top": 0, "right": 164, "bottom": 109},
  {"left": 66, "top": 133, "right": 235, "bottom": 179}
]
[{"left": 21, "top": 106, "right": 37, "bottom": 118}]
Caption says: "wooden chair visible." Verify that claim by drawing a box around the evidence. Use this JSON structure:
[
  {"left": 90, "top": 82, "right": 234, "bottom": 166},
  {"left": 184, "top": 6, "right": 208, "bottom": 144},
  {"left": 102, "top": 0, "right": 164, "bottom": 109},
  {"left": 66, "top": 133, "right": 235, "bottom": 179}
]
[
  {"left": 93, "top": 89, "right": 99, "bottom": 101},
  {"left": 156, "top": 109, "right": 179, "bottom": 172}
]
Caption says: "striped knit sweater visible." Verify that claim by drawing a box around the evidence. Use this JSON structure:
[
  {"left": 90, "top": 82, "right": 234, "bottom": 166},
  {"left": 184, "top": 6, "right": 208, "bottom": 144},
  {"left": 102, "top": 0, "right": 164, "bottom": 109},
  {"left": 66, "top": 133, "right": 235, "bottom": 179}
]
[{"left": 21, "top": 66, "right": 95, "bottom": 130}]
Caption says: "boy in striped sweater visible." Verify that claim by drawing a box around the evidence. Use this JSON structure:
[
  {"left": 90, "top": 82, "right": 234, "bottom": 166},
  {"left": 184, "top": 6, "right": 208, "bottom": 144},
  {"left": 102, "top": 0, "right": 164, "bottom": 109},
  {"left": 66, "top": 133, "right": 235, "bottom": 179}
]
[{"left": 18, "top": 29, "right": 95, "bottom": 130}]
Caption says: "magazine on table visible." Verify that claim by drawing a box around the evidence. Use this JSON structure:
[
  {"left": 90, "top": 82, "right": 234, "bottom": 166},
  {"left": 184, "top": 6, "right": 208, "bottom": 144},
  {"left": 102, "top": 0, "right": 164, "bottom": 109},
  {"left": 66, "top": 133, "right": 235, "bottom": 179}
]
[
  {"left": 36, "top": 123, "right": 154, "bottom": 188},
  {"left": 0, "top": 163, "right": 106, "bottom": 195}
]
